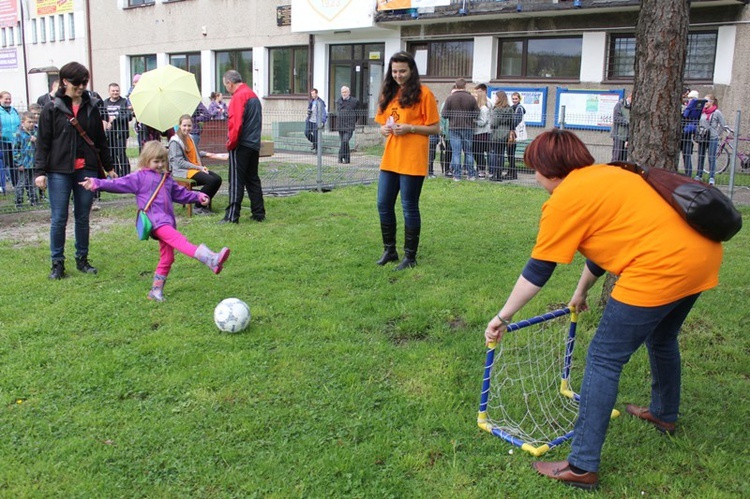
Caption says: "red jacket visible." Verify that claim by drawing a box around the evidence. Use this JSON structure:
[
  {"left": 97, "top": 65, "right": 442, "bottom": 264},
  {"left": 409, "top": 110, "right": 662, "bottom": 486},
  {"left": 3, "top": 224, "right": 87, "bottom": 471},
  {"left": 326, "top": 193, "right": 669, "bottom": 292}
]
[{"left": 226, "top": 83, "right": 262, "bottom": 151}]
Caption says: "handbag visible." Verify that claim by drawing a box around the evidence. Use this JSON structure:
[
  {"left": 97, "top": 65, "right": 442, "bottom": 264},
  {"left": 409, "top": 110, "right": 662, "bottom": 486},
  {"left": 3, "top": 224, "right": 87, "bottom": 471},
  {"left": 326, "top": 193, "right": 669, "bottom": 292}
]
[
  {"left": 66, "top": 114, "right": 108, "bottom": 179},
  {"left": 515, "top": 120, "right": 527, "bottom": 141},
  {"left": 507, "top": 130, "right": 517, "bottom": 144},
  {"left": 136, "top": 172, "right": 168, "bottom": 241},
  {"left": 610, "top": 161, "right": 742, "bottom": 242}
]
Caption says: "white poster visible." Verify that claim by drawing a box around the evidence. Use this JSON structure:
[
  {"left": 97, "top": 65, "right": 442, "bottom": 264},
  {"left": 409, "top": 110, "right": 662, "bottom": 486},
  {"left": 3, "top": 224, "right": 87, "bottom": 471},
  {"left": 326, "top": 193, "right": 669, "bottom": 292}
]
[{"left": 292, "top": 0, "right": 375, "bottom": 32}]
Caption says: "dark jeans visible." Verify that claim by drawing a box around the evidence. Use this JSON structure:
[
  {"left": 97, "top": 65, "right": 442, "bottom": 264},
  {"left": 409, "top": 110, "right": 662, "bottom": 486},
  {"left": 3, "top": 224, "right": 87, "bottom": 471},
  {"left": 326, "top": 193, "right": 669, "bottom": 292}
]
[
  {"left": 191, "top": 170, "right": 222, "bottom": 208},
  {"left": 428, "top": 135, "right": 438, "bottom": 176},
  {"left": 305, "top": 120, "right": 319, "bottom": 149},
  {"left": 488, "top": 140, "right": 508, "bottom": 178},
  {"left": 225, "top": 145, "right": 265, "bottom": 222},
  {"left": 696, "top": 138, "right": 718, "bottom": 178},
  {"left": 48, "top": 170, "right": 97, "bottom": 262},
  {"left": 473, "top": 132, "right": 490, "bottom": 173},
  {"left": 377, "top": 169, "right": 425, "bottom": 229},
  {"left": 1, "top": 140, "right": 15, "bottom": 188},
  {"left": 15, "top": 169, "right": 38, "bottom": 206},
  {"left": 338, "top": 130, "right": 353, "bottom": 162},
  {"left": 681, "top": 132, "right": 695, "bottom": 177},
  {"left": 568, "top": 293, "right": 700, "bottom": 472}
]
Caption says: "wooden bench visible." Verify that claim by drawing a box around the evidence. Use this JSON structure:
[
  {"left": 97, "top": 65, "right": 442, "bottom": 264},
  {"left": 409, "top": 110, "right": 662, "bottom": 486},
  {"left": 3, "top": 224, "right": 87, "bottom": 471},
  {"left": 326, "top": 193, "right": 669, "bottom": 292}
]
[{"left": 174, "top": 177, "right": 197, "bottom": 217}]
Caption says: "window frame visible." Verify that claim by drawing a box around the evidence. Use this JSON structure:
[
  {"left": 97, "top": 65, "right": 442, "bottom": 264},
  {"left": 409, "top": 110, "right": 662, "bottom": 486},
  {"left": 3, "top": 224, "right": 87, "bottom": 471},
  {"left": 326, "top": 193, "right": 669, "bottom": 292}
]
[
  {"left": 606, "top": 31, "right": 718, "bottom": 83},
  {"left": 39, "top": 17, "right": 46, "bottom": 43},
  {"left": 169, "top": 51, "right": 202, "bottom": 93},
  {"left": 268, "top": 45, "right": 309, "bottom": 96},
  {"left": 68, "top": 13, "right": 75, "bottom": 40},
  {"left": 126, "top": 0, "right": 155, "bottom": 7},
  {"left": 58, "top": 14, "right": 65, "bottom": 41},
  {"left": 49, "top": 16, "right": 55, "bottom": 42},
  {"left": 31, "top": 19, "right": 38, "bottom": 44},
  {"left": 407, "top": 39, "right": 474, "bottom": 79},
  {"left": 496, "top": 36, "right": 583, "bottom": 81},
  {"left": 215, "top": 49, "right": 253, "bottom": 94},
  {"left": 130, "top": 54, "right": 157, "bottom": 80}
]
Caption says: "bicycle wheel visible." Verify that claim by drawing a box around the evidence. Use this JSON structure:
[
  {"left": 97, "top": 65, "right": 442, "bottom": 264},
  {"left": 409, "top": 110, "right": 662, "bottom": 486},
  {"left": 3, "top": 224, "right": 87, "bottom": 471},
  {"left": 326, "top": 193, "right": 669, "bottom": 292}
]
[{"left": 715, "top": 143, "right": 731, "bottom": 174}]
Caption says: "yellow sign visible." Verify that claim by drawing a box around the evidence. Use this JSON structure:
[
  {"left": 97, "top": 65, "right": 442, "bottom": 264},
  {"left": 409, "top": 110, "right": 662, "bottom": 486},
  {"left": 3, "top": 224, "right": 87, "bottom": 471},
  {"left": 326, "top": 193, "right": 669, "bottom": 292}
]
[
  {"left": 36, "top": 0, "right": 73, "bottom": 16},
  {"left": 377, "top": 0, "right": 412, "bottom": 10}
]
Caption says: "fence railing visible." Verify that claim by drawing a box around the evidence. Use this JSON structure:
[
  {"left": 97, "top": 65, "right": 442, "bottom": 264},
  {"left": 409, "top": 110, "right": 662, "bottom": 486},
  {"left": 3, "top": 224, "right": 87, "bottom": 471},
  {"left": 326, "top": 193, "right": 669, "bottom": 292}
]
[{"left": 1, "top": 107, "right": 747, "bottom": 215}]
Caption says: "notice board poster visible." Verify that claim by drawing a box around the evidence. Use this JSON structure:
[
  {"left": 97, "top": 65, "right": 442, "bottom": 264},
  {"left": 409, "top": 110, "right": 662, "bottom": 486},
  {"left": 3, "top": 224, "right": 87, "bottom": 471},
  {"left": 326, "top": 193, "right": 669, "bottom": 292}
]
[
  {"left": 487, "top": 86, "right": 547, "bottom": 127},
  {"left": 554, "top": 87, "right": 625, "bottom": 131}
]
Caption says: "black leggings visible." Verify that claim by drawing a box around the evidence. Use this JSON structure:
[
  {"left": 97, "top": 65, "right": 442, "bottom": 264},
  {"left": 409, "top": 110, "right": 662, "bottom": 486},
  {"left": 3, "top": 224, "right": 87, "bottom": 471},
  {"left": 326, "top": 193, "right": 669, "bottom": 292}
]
[{"left": 191, "top": 170, "right": 222, "bottom": 207}]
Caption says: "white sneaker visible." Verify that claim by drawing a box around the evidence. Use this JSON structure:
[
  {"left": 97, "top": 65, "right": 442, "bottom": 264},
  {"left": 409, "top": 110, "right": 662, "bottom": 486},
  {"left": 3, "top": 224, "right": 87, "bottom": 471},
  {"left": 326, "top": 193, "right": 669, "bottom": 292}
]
[{"left": 708, "top": 178, "right": 715, "bottom": 186}]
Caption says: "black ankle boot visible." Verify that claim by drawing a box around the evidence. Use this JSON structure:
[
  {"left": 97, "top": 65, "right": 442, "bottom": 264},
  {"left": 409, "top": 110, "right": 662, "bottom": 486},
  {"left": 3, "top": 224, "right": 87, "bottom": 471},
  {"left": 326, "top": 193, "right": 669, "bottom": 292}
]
[
  {"left": 395, "top": 226, "right": 420, "bottom": 271},
  {"left": 49, "top": 261, "right": 66, "bottom": 280},
  {"left": 76, "top": 256, "right": 98, "bottom": 275},
  {"left": 376, "top": 223, "right": 399, "bottom": 265}
]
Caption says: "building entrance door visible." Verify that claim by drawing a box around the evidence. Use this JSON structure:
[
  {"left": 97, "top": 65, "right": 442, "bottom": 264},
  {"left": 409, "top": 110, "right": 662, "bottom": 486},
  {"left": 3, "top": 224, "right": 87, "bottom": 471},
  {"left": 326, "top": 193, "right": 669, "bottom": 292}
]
[{"left": 329, "top": 43, "right": 385, "bottom": 123}]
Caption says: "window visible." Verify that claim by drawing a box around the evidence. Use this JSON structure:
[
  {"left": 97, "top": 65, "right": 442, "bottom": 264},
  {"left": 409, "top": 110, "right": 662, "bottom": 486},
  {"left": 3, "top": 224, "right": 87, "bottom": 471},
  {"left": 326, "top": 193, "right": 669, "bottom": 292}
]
[
  {"left": 216, "top": 49, "right": 253, "bottom": 93},
  {"left": 7, "top": 26, "right": 13, "bottom": 46},
  {"left": 497, "top": 37, "right": 582, "bottom": 79},
  {"left": 130, "top": 54, "right": 157, "bottom": 78},
  {"left": 31, "top": 20, "right": 37, "bottom": 44},
  {"left": 127, "top": 0, "right": 155, "bottom": 6},
  {"left": 49, "top": 16, "right": 55, "bottom": 42},
  {"left": 608, "top": 32, "right": 717, "bottom": 81},
  {"left": 68, "top": 13, "right": 75, "bottom": 40},
  {"left": 269, "top": 46, "right": 308, "bottom": 95},
  {"left": 607, "top": 35, "right": 636, "bottom": 79},
  {"left": 40, "top": 18, "right": 46, "bottom": 43},
  {"left": 58, "top": 15, "right": 65, "bottom": 40},
  {"left": 684, "top": 32, "right": 718, "bottom": 81},
  {"left": 169, "top": 52, "right": 202, "bottom": 92},
  {"left": 1, "top": 29, "right": 6, "bottom": 48},
  {"left": 408, "top": 40, "right": 473, "bottom": 78}
]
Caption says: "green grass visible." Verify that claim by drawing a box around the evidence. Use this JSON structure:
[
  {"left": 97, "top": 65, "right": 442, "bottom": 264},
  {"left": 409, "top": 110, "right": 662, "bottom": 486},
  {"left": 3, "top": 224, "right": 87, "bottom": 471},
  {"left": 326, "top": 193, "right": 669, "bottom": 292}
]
[{"left": 0, "top": 181, "right": 748, "bottom": 497}]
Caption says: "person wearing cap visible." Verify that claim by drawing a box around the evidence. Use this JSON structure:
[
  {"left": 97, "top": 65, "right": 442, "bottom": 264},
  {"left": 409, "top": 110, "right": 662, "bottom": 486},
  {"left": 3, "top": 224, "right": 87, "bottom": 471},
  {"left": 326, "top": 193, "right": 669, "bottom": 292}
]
[{"left": 681, "top": 90, "right": 706, "bottom": 178}]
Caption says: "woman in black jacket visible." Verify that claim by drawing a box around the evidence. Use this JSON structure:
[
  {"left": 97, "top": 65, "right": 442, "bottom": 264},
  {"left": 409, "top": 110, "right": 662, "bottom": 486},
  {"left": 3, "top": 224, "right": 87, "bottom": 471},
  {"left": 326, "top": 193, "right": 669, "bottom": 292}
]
[{"left": 35, "top": 62, "right": 115, "bottom": 280}]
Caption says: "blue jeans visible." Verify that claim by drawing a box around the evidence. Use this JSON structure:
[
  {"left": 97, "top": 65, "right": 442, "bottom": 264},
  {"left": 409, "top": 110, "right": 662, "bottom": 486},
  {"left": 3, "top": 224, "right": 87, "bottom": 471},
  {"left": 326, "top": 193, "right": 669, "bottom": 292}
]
[
  {"left": 377, "top": 170, "right": 425, "bottom": 228},
  {"left": 449, "top": 129, "right": 475, "bottom": 180},
  {"left": 568, "top": 293, "right": 700, "bottom": 472},
  {"left": 48, "top": 170, "right": 97, "bottom": 262},
  {"left": 696, "top": 138, "right": 718, "bottom": 178},
  {"left": 680, "top": 132, "right": 695, "bottom": 177}
]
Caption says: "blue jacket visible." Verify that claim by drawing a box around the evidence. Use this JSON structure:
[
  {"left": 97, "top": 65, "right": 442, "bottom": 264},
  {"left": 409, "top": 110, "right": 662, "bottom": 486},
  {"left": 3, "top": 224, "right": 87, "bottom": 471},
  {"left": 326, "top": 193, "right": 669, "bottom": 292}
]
[
  {"left": 13, "top": 126, "right": 36, "bottom": 170},
  {"left": 0, "top": 105, "right": 20, "bottom": 142}
]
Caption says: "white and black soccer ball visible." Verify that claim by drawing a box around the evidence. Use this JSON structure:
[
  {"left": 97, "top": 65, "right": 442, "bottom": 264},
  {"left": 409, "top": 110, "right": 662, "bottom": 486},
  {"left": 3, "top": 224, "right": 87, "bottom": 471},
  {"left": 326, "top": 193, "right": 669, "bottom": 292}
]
[{"left": 214, "top": 298, "right": 251, "bottom": 333}]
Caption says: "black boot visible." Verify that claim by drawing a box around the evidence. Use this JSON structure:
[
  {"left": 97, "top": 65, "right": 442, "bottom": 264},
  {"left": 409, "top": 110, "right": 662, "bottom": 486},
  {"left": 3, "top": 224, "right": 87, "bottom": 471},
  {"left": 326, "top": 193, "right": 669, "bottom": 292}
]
[
  {"left": 49, "top": 261, "right": 66, "bottom": 280},
  {"left": 376, "top": 223, "right": 399, "bottom": 265},
  {"left": 76, "top": 256, "right": 98, "bottom": 275},
  {"left": 395, "top": 226, "right": 420, "bottom": 271}
]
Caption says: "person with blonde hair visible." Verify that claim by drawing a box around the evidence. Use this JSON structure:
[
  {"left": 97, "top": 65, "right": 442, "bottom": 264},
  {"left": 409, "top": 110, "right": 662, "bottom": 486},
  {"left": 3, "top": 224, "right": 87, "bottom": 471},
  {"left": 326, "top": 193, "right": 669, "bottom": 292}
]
[
  {"left": 488, "top": 91, "right": 514, "bottom": 181},
  {"left": 80, "top": 141, "right": 230, "bottom": 301}
]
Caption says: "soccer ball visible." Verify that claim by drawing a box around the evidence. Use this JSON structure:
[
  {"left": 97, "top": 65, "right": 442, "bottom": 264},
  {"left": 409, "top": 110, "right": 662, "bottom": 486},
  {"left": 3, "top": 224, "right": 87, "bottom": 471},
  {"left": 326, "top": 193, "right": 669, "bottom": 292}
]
[{"left": 214, "top": 298, "right": 251, "bottom": 333}]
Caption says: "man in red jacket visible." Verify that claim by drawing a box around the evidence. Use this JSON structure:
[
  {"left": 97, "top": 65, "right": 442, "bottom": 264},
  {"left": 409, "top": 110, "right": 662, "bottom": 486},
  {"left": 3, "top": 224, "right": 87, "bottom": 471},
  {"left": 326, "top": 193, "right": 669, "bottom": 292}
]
[{"left": 219, "top": 70, "right": 265, "bottom": 223}]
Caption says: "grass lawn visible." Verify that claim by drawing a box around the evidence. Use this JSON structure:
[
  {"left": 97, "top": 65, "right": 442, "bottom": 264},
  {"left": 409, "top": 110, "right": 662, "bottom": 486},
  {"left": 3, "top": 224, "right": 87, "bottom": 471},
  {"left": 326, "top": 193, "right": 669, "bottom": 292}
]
[{"left": 0, "top": 180, "right": 747, "bottom": 497}]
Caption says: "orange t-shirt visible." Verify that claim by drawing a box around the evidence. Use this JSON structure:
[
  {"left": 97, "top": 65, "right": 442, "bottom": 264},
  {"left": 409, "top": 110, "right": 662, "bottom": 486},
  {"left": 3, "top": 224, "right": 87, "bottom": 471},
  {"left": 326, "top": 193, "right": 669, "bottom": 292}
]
[
  {"left": 375, "top": 85, "right": 439, "bottom": 176},
  {"left": 531, "top": 164, "right": 722, "bottom": 307}
]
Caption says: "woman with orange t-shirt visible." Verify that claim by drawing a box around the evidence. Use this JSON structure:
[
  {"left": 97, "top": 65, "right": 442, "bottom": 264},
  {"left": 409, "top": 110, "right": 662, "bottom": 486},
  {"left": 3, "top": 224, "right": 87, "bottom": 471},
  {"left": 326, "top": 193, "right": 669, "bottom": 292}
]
[
  {"left": 374, "top": 51, "right": 440, "bottom": 270},
  {"left": 484, "top": 130, "right": 722, "bottom": 491}
]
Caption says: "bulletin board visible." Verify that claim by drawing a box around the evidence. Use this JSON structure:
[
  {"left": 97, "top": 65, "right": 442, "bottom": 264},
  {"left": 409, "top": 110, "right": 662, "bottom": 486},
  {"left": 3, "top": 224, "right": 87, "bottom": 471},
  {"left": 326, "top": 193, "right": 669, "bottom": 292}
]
[
  {"left": 488, "top": 86, "right": 547, "bottom": 127},
  {"left": 554, "top": 87, "right": 625, "bottom": 131}
]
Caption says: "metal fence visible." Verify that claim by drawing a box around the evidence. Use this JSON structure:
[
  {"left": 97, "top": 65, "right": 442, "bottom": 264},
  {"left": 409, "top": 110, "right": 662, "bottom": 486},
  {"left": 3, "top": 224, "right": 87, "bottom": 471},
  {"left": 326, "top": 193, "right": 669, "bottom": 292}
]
[{"left": 1, "top": 106, "right": 748, "bottom": 216}]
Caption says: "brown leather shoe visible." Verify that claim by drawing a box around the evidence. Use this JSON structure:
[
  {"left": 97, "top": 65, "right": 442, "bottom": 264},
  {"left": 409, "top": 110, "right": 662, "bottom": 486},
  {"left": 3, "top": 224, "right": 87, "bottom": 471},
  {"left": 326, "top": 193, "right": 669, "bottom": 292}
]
[
  {"left": 532, "top": 460, "right": 599, "bottom": 491},
  {"left": 626, "top": 404, "right": 676, "bottom": 435}
]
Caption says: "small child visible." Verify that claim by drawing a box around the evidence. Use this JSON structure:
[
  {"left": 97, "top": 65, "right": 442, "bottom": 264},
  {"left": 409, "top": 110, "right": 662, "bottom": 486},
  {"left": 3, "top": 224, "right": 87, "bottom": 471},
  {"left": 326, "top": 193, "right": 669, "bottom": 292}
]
[
  {"left": 12, "top": 112, "right": 38, "bottom": 207},
  {"left": 80, "top": 141, "right": 230, "bottom": 301}
]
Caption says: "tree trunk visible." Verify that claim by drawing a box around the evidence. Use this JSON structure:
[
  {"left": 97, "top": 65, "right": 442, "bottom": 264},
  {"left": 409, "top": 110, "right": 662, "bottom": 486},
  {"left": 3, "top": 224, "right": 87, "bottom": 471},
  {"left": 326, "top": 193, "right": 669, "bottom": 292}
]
[
  {"left": 629, "top": 0, "right": 690, "bottom": 171},
  {"left": 601, "top": 0, "right": 690, "bottom": 305}
]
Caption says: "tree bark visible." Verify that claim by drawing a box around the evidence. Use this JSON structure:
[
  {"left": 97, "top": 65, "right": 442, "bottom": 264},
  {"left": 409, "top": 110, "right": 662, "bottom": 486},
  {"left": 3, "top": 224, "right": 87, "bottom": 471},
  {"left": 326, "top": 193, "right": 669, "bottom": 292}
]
[
  {"left": 630, "top": 0, "right": 690, "bottom": 171},
  {"left": 601, "top": 0, "right": 690, "bottom": 306}
]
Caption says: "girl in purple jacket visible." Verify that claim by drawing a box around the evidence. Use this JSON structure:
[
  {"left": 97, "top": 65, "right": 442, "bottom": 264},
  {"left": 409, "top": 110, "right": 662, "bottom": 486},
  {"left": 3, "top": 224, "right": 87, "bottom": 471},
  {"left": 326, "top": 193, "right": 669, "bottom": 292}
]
[{"left": 80, "top": 141, "right": 230, "bottom": 301}]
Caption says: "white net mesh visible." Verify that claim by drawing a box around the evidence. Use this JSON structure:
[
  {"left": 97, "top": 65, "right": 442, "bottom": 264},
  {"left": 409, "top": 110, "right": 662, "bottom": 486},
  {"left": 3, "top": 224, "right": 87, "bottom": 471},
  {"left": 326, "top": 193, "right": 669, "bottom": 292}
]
[{"left": 482, "top": 311, "right": 580, "bottom": 452}]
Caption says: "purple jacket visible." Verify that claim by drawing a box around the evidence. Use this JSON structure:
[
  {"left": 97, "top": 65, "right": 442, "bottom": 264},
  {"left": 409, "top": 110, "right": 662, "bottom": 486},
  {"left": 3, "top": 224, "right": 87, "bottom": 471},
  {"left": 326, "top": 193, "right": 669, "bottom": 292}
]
[{"left": 93, "top": 169, "right": 202, "bottom": 230}]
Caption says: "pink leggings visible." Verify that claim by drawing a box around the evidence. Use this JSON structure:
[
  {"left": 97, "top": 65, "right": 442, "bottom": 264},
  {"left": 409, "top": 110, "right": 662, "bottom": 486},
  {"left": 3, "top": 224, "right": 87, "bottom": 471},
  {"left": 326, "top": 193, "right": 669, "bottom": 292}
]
[{"left": 152, "top": 225, "right": 198, "bottom": 276}]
